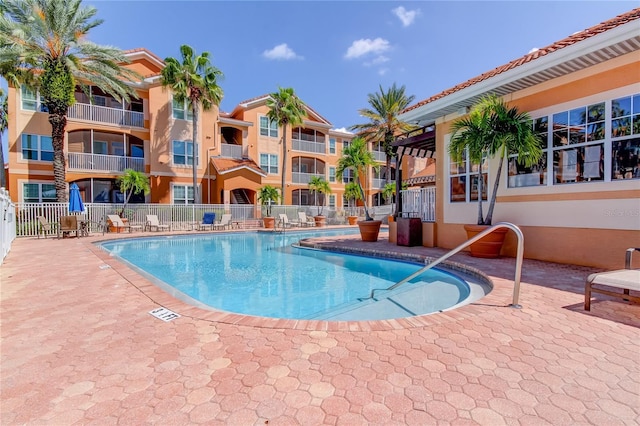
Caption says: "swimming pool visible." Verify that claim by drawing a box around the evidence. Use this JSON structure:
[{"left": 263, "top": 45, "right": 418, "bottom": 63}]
[{"left": 100, "top": 229, "right": 490, "bottom": 321}]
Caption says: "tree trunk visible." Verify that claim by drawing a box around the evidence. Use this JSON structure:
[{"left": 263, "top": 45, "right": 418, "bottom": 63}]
[
  {"left": 358, "top": 178, "right": 372, "bottom": 221},
  {"left": 49, "top": 113, "right": 68, "bottom": 202},
  {"left": 485, "top": 153, "right": 505, "bottom": 226},
  {"left": 192, "top": 105, "right": 200, "bottom": 204},
  {"left": 281, "top": 124, "right": 288, "bottom": 205},
  {"left": 476, "top": 168, "right": 484, "bottom": 225},
  {"left": 385, "top": 155, "right": 391, "bottom": 186}
]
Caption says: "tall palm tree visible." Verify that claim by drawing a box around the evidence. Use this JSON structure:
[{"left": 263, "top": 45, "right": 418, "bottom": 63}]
[
  {"left": 449, "top": 94, "right": 543, "bottom": 225},
  {"left": 266, "top": 87, "right": 306, "bottom": 205},
  {"left": 336, "top": 137, "right": 378, "bottom": 221},
  {"left": 0, "top": 0, "right": 141, "bottom": 202},
  {"left": 116, "top": 168, "right": 150, "bottom": 217},
  {"left": 0, "top": 89, "right": 7, "bottom": 189},
  {"left": 350, "top": 83, "right": 416, "bottom": 185},
  {"left": 161, "top": 45, "right": 223, "bottom": 205}
]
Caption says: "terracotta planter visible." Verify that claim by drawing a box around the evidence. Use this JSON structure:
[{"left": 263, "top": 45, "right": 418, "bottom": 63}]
[
  {"left": 314, "top": 215, "right": 326, "bottom": 227},
  {"left": 263, "top": 217, "right": 276, "bottom": 229},
  {"left": 358, "top": 220, "right": 382, "bottom": 242},
  {"left": 347, "top": 216, "right": 359, "bottom": 225},
  {"left": 464, "top": 224, "right": 508, "bottom": 258}
]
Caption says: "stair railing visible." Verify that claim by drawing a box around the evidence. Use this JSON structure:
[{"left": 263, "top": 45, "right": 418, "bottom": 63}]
[{"left": 366, "top": 222, "right": 525, "bottom": 308}]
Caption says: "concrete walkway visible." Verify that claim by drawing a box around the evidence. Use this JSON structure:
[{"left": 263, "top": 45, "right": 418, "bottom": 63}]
[{"left": 1, "top": 229, "right": 638, "bottom": 425}]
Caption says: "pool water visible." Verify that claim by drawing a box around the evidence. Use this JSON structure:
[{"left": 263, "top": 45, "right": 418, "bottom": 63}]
[{"left": 101, "top": 229, "right": 487, "bottom": 321}]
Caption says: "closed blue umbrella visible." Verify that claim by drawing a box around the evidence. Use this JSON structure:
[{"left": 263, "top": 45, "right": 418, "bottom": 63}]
[{"left": 69, "top": 183, "right": 85, "bottom": 213}]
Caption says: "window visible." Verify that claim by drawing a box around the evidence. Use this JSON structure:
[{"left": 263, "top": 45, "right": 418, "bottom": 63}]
[
  {"left": 508, "top": 117, "right": 547, "bottom": 187},
  {"left": 172, "top": 140, "right": 196, "bottom": 166},
  {"left": 328, "top": 194, "right": 336, "bottom": 208},
  {"left": 448, "top": 149, "right": 487, "bottom": 203},
  {"left": 342, "top": 168, "right": 354, "bottom": 183},
  {"left": 93, "top": 141, "right": 108, "bottom": 155},
  {"left": 23, "top": 183, "right": 56, "bottom": 203},
  {"left": 21, "top": 134, "right": 53, "bottom": 161},
  {"left": 343, "top": 140, "right": 350, "bottom": 150},
  {"left": 173, "top": 185, "right": 194, "bottom": 204},
  {"left": 260, "top": 153, "right": 278, "bottom": 174},
  {"left": 259, "top": 116, "right": 278, "bottom": 138},
  {"left": 172, "top": 98, "right": 193, "bottom": 120},
  {"left": 611, "top": 94, "right": 640, "bottom": 180},
  {"left": 329, "top": 138, "right": 336, "bottom": 154},
  {"left": 329, "top": 167, "right": 336, "bottom": 183},
  {"left": 21, "top": 85, "right": 47, "bottom": 112}
]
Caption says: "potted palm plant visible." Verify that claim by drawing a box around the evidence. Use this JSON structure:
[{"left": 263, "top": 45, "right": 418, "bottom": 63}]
[
  {"left": 344, "top": 182, "right": 361, "bottom": 225},
  {"left": 336, "top": 137, "right": 381, "bottom": 241},
  {"left": 257, "top": 185, "right": 279, "bottom": 229},
  {"left": 308, "top": 176, "right": 331, "bottom": 227},
  {"left": 448, "top": 94, "right": 542, "bottom": 258}
]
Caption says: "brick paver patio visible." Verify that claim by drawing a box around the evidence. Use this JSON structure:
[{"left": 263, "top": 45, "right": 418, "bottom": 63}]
[{"left": 1, "top": 229, "right": 638, "bottom": 425}]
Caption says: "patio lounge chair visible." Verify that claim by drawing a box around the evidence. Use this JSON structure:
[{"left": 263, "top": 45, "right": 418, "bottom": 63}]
[
  {"left": 298, "top": 212, "right": 315, "bottom": 227},
  {"left": 213, "top": 214, "right": 232, "bottom": 230},
  {"left": 198, "top": 212, "right": 216, "bottom": 231},
  {"left": 58, "top": 215, "right": 79, "bottom": 238},
  {"left": 278, "top": 213, "right": 298, "bottom": 228},
  {"left": 107, "top": 214, "right": 142, "bottom": 233},
  {"left": 146, "top": 215, "right": 170, "bottom": 232},
  {"left": 37, "top": 216, "right": 57, "bottom": 239},
  {"left": 585, "top": 247, "right": 640, "bottom": 311}
]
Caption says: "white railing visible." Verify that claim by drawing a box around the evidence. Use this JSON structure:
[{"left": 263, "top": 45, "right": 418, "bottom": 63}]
[
  {"left": 401, "top": 187, "right": 436, "bottom": 222},
  {"left": 220, "top": 144, "right": 243, "bottom": 159},
  {"left": 372, "top": 178, "right": 386, "bottom": 189},
  {"left": 11, "top": 202, "right": 396, "bottom": 237},
  {"left": 67, "top": 153, "right": 144, "bottom": 172},
  {"left": 1, "top": 188, "right": 17, "bottom": 264},
  {"left": 292, "top": 139, "right": 326, "bottom": 154},
  {"left": 68, "top": 103, "right": 144, "bottom": 128},
  {"left": 292, "top": 172, "right": 325, "bottom": 184},
  {"left": 373, "top": 151, "right": 386, "bottom": 162}
]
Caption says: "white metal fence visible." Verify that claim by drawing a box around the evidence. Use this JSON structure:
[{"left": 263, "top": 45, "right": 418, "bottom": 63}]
[
  {"left": 401, "top": 187, "right": 436, "bottom": 222},
  {"left": 1, "top": 188, "right": 17, "bottom": 264}
]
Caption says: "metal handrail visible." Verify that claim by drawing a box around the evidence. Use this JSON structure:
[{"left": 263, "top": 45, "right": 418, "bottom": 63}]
[{"left": 367, "top": 222, "right": 525, "bottom": 308}]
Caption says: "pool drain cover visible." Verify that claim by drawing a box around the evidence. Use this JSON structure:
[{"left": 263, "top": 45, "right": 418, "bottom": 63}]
[{"left": 149, "top": 307, "right": 180, "bottom": 322}]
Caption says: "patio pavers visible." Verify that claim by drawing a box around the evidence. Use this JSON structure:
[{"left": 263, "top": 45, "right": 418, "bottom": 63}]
[{"left": 1, "top": 230, "right": 639, "bottom": 425}]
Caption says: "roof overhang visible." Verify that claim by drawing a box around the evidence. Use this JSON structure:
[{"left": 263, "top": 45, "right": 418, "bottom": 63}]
[
  {"left": 400, "top": 18, "right": 640, "bottom": 126},
  {"left": 219, "top": 117, "right": 254, "bottom": 127},
  {"left": 392, "top": 126, "right": 436, "bottom": 158}
]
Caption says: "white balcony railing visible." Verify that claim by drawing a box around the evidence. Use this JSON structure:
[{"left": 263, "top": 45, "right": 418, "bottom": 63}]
[
  {"left": 68, "top": 103, "right": 144, "bottom": 128},
  {"left": 220, "top": 144, "right": 243, "bottom": 159},
  {"left": 372, "top": 178, "right": 386, "bottom": 188},
  {"left": 373, "top": 150, "right": 386, "bottom": 162},
  {"left": 67, "top": 152, "right": 144, "bottom": 172},
  {"left": 292, "top": 139, "right": 326, "bottom": 154},
  {"left": 292, "top": 172, "right": 325, "bottom": 184}
]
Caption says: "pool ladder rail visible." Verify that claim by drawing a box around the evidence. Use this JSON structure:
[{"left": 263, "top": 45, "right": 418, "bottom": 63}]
[{"left": 365, "top": 222, "right": 525, "bottom": 309}]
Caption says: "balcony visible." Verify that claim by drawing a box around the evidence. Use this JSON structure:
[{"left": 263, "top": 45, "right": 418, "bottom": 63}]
[
  {"left": 68, "top": 103, "right": 144, "bottom": 128},
  {"left": 373, "top": 178, "right": 386, "bottom": 189},
  {"left": 68, "top": 152, "right": 144, "bottom": 173},
  {"left": 373, "top": 150, "right": 386, "bottom": 162},
  {"left": 292, "top": 139, "right": 326, "bottom": 154},
  {"left": 220, "top": 144, "right": 243, "bottom": 159},
  {"left": 292, "top": 172, "right": 325, "bottom": 184}
]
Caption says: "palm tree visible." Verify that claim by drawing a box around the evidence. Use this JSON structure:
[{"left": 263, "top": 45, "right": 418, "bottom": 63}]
[
  {"left": 350, "top": 83, "right": 416, "bottom": 185},
  {"left": 344, "top": 181, "right": 361, "bottom": 216},
  {"left": 266, "top": 87, "right": 306, "bottom": 205},
  {"left": 449, "top": 94, "right": 543, "bottom": 225},
  {"left": 308, "top": 176, "right": 331, "bottom": 216},
  {"left": 0, "top": 0, "right": 141, "bottom": 202},
  {"left": 116, "top": 169, "right": 150, "bottom": 217},
  {"left": 336, "top": 137, "right": 378, "bottom": 221},
  {"left": 161, "top": 45, "right": 224, "bottom": 205},
  {"left": 0, "top": 89, "right": 7, "bottom": 189},
  {"left": 257, "top": 185, "right": 280, "bottom": 218}
]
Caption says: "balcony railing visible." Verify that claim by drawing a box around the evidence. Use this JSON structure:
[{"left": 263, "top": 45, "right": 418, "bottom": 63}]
[
  {"left": 372, "top": 178, "right": 386, "bottom": 189},
  {"left": 67, "top": 152, "right": 144, "bottom": 172},
  {"left": 373, "top": 150, "right": 386, "bottom": 162},
  {"left": 220, "top": 144, "right": 243, "bottom": 159},
  {"left": 68, "top": 103, "right": 144, "bottom": 128},
  {"left": 292, "top": 139, "right": 326, "bottom": 154},
  {"left": 292, "top": 172, "right": 325, "bottom": 184}
]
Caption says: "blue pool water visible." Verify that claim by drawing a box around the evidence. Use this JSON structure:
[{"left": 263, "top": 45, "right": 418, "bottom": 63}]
[{"left": 101, "top": 229, "right": 484, "bottom": 321}]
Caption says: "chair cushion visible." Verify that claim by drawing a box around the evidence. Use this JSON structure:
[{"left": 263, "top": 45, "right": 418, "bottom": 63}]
[{"left": 587, "top": 269, "right": 640, "bottom": 291}]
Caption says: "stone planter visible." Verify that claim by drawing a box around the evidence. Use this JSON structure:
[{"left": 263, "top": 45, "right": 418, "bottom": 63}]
[
  {"left": 357, "top": 220, "right": 382, "bottom": 242},
  {"left": 464, "top": 224, "right": 508, "bottom": 258}
]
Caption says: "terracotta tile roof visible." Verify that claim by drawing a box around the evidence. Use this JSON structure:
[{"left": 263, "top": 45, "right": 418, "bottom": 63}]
[
  {"left": 123, "top": 48, "right": 165, "bottom": 65},
  {"left": 210, "top": 157, "right": 266, "bottom": 176},
  {"left": 236, "top": 94, "right": 331, "bottom": 125},
  {"left": 403, "top": 8, "right": 640, "bottom": 114}
]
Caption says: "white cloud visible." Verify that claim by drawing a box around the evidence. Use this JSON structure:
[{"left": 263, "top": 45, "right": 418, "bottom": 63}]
[
  {"left": 364, "top": 55, "right": 390, "bottom": 67},
  {"left": 378, "top": 68, "right": 389, "bottom": 76},
  {"left": 392, "top": 6, "right": 420, "bottom": 27},
  {"left": 262, "top": 43, "right": 303, "bottom": 60},
  {"left": 344, "top": 38, "right": 390, "bottom": 59},
  {"left": 332, "top": 127, "right": 353, "bottom": 134}
]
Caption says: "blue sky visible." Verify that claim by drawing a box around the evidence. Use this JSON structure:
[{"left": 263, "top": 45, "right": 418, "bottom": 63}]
[{"left": 1, "top": 1, "right": 637, "bottom": 156}]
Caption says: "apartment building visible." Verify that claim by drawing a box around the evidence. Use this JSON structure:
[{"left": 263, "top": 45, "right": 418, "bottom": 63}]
[
  {"left": 397, "top": 8, "right": 640, "bottom": 269},
  {"left": 5, "top": 48, "right": 389, "bottom": 209}
]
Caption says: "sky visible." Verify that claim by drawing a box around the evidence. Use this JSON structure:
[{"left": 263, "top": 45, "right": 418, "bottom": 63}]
[{"left": 1, "top": 0, "right": 638, "bottom": 156}]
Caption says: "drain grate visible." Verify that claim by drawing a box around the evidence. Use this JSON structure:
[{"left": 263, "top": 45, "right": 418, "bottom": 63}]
[
  {"left": 149, "top": 307, "right": 180, "bottom": 322},
  {"left": 99, "top": 264, "right": 111, "bottom": 269}
]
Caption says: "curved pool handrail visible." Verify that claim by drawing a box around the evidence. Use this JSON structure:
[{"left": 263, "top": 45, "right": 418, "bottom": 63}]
[{"left": 367, "top": 222, "right": 525, "bottom": 308}]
